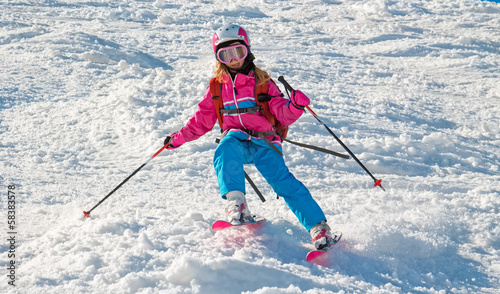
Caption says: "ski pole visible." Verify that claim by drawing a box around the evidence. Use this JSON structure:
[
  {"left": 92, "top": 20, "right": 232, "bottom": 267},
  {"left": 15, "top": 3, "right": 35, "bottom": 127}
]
[
  {"left": 277, "top": 76, "right": 385, "bottom": 191},
  {"left": 83, "top": 143, "right": 169, "bottom": 218}
]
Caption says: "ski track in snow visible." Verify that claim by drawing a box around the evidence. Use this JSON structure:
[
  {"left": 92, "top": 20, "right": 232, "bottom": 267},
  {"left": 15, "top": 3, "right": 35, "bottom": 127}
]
[{"left": 1, "top": 0, "right": 499, "bottom": 293}]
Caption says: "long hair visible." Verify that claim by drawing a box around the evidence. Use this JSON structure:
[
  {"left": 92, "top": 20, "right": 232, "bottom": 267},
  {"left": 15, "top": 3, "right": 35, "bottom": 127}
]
[{"left": 214, "top": 61, "right": 270, "bottom": 85}]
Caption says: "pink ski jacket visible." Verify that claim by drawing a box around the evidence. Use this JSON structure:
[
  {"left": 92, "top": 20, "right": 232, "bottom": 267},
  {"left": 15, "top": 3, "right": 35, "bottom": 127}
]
[{"left": 170, "top": 72, "right": 304, "bottom": 149}]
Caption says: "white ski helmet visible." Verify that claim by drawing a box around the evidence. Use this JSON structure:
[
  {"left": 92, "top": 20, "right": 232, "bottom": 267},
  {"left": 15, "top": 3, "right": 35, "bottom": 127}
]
[{"left": 212, "top": 24, "right": 250, "bottom": 53}]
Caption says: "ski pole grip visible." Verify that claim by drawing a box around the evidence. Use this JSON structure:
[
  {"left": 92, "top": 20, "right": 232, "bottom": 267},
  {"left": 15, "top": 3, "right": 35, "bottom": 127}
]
[{"left": 278, "top": 76, "right": 295, "bottom": 92}]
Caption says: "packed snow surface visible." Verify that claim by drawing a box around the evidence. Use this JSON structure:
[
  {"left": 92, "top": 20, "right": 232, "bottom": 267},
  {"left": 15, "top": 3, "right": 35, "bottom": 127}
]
[{"left": 1, "top": 0, "right": 499, "bottom": 293}]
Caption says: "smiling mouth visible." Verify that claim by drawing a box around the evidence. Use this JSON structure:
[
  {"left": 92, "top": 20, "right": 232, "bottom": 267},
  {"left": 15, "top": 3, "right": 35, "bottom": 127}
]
[{"left": 228, "top": 60, "right": 244, "bottom": 68}]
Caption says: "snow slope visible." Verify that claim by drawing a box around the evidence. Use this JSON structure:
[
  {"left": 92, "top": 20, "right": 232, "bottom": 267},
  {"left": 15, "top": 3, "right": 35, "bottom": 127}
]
[{"left": 1, "top": 0, "right": 499, "bottom": 293}]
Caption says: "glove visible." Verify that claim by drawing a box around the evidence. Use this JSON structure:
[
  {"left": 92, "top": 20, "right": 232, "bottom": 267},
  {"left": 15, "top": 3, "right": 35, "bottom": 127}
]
[
  {"left": 164, "top": 134, "right": 179, "bottom": 150},
  {"left": 290, "top": 90, "right": 310, "bottom": 110}
]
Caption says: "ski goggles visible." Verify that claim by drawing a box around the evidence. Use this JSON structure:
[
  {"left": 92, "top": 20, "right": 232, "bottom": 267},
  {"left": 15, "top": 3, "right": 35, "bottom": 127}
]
[{"left": 217, "top": 44, "right": 248, "bottom": 64}]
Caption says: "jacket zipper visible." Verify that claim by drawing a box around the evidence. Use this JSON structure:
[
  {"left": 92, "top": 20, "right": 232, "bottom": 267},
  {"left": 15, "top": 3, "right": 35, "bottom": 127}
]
[{"left": 231, "top": 75, "right": 247, "bottom": 130}]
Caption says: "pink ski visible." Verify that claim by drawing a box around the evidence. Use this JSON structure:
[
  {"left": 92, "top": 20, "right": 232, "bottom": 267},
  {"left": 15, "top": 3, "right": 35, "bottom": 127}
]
[{"left": 211, "top": 218, "right": 265, "bottom": 231}]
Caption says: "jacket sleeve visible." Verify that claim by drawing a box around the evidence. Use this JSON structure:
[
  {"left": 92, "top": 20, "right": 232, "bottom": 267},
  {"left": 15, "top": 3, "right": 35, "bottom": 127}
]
[
  {"left": 170, "top": 86, "right": 217, "bottom": 147},
  {"left": 267, "top": 80, "right": 304, "bottom": 126}
]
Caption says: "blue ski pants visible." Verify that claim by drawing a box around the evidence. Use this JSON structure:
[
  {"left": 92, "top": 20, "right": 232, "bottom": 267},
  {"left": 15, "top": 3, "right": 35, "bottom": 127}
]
[{"left": 213, "top": 135, "right": 326, "bottom": 231}]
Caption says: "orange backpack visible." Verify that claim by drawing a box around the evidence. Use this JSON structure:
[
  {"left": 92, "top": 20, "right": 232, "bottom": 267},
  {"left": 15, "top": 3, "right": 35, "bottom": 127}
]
[{"left": 209, "top": 77, "right": 288, "bottom": 140}]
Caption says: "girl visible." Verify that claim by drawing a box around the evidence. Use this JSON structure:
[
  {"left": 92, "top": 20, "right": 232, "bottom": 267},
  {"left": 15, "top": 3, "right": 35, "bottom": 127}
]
[{"left": 164, "top": 24, "right": 334, "bottom": 250}]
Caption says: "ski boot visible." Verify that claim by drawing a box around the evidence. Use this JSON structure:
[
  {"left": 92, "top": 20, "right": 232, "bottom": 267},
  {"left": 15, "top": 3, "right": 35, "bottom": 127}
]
[
  {"left": 225, "top": 191, "right": 254, "bottom": 225},
  {"left": 310, "top": 221, "right": 335, "bottom": 250}
]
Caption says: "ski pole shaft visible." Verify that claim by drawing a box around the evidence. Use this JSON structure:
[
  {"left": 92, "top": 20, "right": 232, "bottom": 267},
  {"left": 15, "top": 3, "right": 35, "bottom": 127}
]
[
  {"left": 283, "top": 138, "right": 350, "bottom": 159},
  {"left": 83, "top": 144, "right": 168, "bottom": 217},
  {"left": 277, "top": 76, "right": 385, "bottom": 191},
  {"left": 244, "top": 171, "right": 266, "bottom": 202}
]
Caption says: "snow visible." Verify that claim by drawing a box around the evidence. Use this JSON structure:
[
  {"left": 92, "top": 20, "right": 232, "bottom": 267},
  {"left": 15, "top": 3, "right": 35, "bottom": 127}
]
[{"left": 1, "top": 0, "right": 499, "bottom": 293}]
